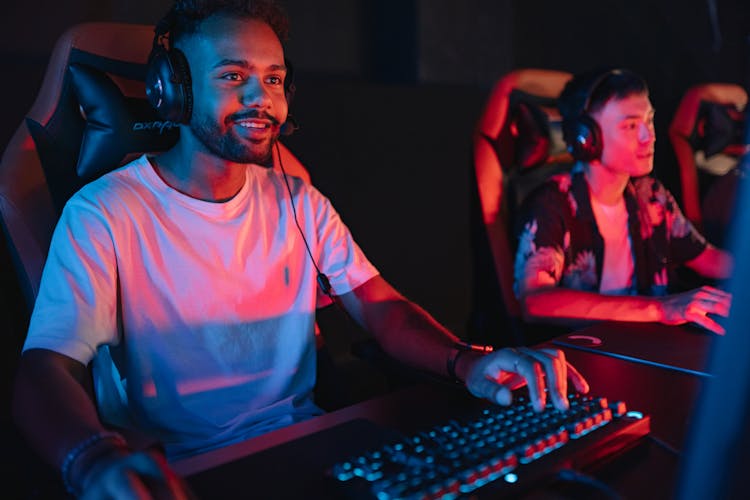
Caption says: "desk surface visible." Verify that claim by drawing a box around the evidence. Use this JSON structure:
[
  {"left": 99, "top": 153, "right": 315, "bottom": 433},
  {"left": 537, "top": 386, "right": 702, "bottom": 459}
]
[
  {"left": 174, "top": 333, "right": 704, "bottom": 499},
  {"left": 557, "top": 346, "right": 703, "bottom": 452},
  {"left": 552, "top": 321, "right": 715, "bottom": 376}
]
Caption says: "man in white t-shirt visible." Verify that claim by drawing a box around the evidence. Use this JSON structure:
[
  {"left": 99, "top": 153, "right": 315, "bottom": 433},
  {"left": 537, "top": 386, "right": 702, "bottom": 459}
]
[
  {"left": 514, "top": 68, "right": 733, "bottom": 336},
  {"left": 12, "top": 1, "right": 588, "bottom": 498}
]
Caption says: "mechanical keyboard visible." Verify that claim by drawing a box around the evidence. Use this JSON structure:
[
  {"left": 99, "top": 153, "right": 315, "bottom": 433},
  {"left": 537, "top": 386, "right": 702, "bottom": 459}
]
[{"left": 328, "top": 392, "right": 650, "bottom": 499}]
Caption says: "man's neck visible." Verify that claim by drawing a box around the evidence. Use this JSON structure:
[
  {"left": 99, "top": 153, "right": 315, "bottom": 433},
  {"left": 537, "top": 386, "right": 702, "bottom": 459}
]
[
  {"left": 153, "top": 145, "right": 248, "bottom": 203},
  {"left": 584, "top": 160, "right": 630, "bottom": 205}
]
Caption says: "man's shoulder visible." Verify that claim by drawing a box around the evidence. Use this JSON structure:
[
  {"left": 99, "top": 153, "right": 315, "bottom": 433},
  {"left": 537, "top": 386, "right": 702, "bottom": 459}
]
[
  {"left": 524, "top": 170, "right": 576, "bottom": 205},
  {"left": 69, "top": 155, "right": 152, "bottom": 209},
  {"left": 263, "top": 165, "right": 314, "bottom": 189},
  {"left": 259, "top": 164, "right": 330, "bottom": 206}
]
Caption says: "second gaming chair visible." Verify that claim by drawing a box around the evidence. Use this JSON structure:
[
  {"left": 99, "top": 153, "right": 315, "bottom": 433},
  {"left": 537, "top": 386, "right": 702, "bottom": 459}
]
[
  {"left": 469, "top": 68, "right": 574, "bottom": 347},
  {"left": 669, "top": 82, "right": 747, "bottom": 246}
]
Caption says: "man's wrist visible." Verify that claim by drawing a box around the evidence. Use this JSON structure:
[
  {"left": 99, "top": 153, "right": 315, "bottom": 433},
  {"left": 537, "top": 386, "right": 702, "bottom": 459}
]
[
  {"left": 650, "top": 296, "right": 666, "bottom": 323},
  {"left": 61, "top": 431, "right": 130, "bottom": 496},
  {"left": 446, "top": 342, "right": 493, "bottom": 385}
]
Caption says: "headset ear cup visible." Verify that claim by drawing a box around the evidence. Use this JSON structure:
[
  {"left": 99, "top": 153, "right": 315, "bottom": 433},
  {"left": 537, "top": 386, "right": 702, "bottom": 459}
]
[
  {"left": 562, "top": 68, "right": 624, "bottom": 163},
  {"left": 145, "top": 47, "right": 192, "bottom": 123},
  {"left": 579, "top": 114, "right": 602, "bottom": 161},
  {"left": 567, "top": 114, "right": 602, "bottom": 162},
  {"left": 169, "top": 47, "right": 193, "bottom": 123},
  {"left": 145, "top": 48, "right": 170, "bottom": 118}
]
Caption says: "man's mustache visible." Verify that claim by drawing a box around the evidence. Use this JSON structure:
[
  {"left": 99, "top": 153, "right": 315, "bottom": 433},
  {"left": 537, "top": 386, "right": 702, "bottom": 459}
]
[{"left": 227, "top": 110, "right": 281, "bottom": 126}]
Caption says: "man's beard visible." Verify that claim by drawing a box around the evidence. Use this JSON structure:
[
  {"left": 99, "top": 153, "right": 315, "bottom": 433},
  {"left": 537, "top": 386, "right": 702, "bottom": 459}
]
[{"left": 189, "top": 111, "right": 276, "bottom": 167}]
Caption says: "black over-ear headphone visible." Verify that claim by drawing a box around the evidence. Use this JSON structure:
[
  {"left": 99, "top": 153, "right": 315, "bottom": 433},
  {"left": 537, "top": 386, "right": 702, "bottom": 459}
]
[
  {"left": 564, "top": 68, "right": 623, "bottom": 162},
  {"left": 145, "top": 21, "right": 192, "bottom": 124},
  {"left": 145, "top": 9, "right": 298, "bottom": 132}
]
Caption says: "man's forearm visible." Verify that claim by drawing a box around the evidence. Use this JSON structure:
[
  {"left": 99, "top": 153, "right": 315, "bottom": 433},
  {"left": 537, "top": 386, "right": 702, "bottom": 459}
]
[
  {"left": 685, "top": 245, "right": 734, "bottom": 280},
  {"left": 521, "top": 287, "right": 663, "bottom": 325},
  {"left": 362, "top": 297, "right": 461, "bottom": 379},
  {"left": 343, "top": 276, "right": 461, "bottom": 380},
  {"left": 13, "top": 349, "right": 111, "bottom": 470}
]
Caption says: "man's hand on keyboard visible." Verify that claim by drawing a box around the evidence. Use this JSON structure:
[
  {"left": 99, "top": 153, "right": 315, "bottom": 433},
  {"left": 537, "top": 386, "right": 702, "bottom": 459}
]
[{"left": 464, "top": 347, "right": 589, "bottom": 412}]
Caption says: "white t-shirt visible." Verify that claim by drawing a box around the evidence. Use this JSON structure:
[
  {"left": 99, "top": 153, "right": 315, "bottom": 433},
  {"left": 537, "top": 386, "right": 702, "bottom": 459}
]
[
  {"left": 589, "top": 195, "right": 634, "bottom": 295},
  {"left": 23, "top": 155, "right": 379, "bottom": 459}
]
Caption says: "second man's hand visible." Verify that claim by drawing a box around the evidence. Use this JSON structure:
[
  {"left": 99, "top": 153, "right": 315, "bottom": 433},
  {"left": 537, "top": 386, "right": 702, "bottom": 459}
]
[{"left": 659, "top": 285, "right": 732, "bottom": 335}]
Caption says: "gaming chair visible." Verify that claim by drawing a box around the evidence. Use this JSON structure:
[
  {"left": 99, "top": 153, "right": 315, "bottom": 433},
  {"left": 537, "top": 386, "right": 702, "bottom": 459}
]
[
  {"left": 469, "top": 68, "right": 574, "bottom": 347},
  {"left": 668, "top": 82, "right": 747, "bottom": 245}
]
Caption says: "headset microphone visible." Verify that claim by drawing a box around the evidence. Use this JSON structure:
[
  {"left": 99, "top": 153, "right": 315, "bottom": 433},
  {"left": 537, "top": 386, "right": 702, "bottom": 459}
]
[{"left": 280, "top": 115, "right": 300, "bottom": 137}]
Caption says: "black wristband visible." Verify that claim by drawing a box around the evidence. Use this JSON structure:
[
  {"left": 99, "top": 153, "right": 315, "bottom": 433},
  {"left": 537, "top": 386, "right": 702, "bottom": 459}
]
[{"left": 446, "top": 342, "right": 493, "bottom": 385}]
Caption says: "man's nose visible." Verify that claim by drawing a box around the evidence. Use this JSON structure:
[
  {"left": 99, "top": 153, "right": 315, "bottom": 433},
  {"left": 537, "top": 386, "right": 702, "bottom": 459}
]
[
  {"left": 240, "top": 78, "right": 271, "bottom": 107},
  {"left": 639, "top": 123, "right": 656, "bottom": 143}
]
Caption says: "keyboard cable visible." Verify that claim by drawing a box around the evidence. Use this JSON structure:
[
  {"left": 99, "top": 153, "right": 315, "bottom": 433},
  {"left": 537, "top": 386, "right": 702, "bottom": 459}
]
[
  {"left": 556, "top": 468, "right": 623, "bottom": 500},
  {"left": 646, "top": 434, "right": 681, "bottom": 457}
]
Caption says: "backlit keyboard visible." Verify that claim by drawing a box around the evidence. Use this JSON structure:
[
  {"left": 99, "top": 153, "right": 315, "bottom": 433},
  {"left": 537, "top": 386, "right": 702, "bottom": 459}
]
[{"left": 328, "top": 392, "right": 649, "bottom": 499}]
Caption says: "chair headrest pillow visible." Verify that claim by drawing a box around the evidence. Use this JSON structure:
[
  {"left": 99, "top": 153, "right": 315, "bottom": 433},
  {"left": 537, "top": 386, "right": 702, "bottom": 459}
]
[
  {"left": 691, "top": 101, "right": 746, "bottom": 158},
  {"left": 69, "top": 63, "right": 180, "bottom": 180}
]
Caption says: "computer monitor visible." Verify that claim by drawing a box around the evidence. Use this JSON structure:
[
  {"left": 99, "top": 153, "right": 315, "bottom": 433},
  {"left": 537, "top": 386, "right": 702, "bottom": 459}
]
[{"left": 675, "top": 130, "right": 750, "bottom": 499}]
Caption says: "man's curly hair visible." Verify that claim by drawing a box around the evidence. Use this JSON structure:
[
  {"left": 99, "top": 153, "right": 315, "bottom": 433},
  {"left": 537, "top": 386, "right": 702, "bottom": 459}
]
[{"left": 162, "top": 0, "right": 290, "bottom": 44}]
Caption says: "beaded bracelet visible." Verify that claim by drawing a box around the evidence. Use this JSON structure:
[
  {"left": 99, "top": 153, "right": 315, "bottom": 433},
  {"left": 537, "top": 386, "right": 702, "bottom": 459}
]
[{"left": 60, "top": 431, "right": 128, "bottom": 495}]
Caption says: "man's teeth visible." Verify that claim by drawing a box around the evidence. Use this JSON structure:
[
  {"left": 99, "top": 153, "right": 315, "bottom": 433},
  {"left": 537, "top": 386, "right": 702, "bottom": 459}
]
[{"left": 238, "top": 121, "right": 267, "bottom": 128}]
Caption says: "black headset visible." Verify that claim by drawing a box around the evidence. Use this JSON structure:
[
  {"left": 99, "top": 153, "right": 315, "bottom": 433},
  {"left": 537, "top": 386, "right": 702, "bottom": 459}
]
[
  {"left": 563, "top": 68, "right": 624, "bottom": 162},
  {"left": 145, "top": 9, "right": 297, "bottom": 132}
]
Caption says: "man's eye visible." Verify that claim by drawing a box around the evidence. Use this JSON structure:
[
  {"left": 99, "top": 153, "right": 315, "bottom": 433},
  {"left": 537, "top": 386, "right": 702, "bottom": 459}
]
[
  {"left": 221, "top": 73, "right": 243, "bottom": 81},
  {"left": 266, "top": 75, "right": 283, "bottom": 85}
]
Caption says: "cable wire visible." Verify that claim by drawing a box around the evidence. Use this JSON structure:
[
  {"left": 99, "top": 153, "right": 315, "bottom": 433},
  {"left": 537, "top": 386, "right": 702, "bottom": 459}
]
[
  {"left": 556, "top": 468, "right": 623, "bottom": 500},
  {"left": 274, "top": 142, "right": 334, "bottom": 300}
]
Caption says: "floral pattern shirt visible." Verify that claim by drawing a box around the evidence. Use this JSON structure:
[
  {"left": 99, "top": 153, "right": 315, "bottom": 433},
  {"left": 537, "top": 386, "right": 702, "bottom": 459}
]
[{"left": 513, "top": 165, "right": 707, "bottom": 298}]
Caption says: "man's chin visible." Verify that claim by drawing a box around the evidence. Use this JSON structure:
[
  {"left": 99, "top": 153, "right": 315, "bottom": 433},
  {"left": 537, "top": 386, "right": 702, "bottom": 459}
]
[
  {"left": 240, "top": 135, "right": 277, "bottom": 167},
  {"left": 190, "top": 121, "right": 277, "bottom": 166},
  {"left": 251, "top": 140, "right": 276, "bottom": 167},
  {"left": 633, "top": 159, "right": 654, "bottom": 177},
  {"left": 230, "top": 140, "right": 275, "bottom": 167}
]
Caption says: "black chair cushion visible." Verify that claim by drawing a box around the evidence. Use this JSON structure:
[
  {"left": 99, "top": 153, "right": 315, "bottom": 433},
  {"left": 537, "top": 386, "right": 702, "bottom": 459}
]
[
  {"left": 69, "top": 64, "right": 179, "bottom": 181},
  {"left": 26, "top": 50, "right": 179, "bottom": 213},
  {"left": 691, "top": 101, "right": 746, "bottom": 158},
  {"left": 507, "top": 91, "right": 568, "bottom": 170}
]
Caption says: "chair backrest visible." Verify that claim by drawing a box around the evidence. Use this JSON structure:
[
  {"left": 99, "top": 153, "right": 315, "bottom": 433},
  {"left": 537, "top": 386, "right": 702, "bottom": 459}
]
[
  {"left": 469, "top": 68, "right": 573, "bottom": 346},
  {"left": 668, "top": 82, "right": 747, "bottom": 230},
  {"left": 0, "top": 22, "right": 311, "bottom": 314}
]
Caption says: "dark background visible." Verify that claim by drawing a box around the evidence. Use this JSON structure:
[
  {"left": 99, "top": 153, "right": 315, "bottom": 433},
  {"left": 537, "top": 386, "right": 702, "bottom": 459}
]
[{"left": 1, "top": 0, "right": 749, "bottom": 494}]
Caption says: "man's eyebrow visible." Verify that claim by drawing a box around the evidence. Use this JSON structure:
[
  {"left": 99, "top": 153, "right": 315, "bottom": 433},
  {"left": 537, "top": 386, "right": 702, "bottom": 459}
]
[
  {"left": 211, "top": 59, "right": 287, "bottom": 72},
  {"left": 620, "top": 109, "right": 656, "bottom": 120}
]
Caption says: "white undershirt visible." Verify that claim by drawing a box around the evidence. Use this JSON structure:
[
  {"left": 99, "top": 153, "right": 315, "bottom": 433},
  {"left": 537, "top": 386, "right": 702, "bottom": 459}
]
[{"left": 590, "top": 195, "right": 634, "bottom": 295}]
